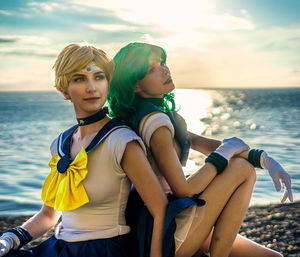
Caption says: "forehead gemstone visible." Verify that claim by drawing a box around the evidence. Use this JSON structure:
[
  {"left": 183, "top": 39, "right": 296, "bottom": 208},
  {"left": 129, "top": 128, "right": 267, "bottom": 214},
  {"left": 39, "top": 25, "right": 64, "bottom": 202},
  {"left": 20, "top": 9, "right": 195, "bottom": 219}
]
[{"left": 80, "top": 63, "right": 102, "bottom": 73}]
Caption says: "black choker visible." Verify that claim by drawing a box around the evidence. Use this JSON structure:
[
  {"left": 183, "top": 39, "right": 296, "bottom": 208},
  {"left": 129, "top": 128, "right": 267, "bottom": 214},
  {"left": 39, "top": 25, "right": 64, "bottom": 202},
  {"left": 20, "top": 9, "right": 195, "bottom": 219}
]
[{"left": 76, "top": 107, "right": 108, "bottom": 126}]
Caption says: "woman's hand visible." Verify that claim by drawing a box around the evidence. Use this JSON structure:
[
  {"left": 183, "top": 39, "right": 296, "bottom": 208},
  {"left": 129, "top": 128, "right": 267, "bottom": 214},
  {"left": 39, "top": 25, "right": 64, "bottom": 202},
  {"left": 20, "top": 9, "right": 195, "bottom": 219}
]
[
  {"left": 188, "top": 132, "right": 250, "bottom": 159},
  {"left": 214, "top": 137, "right": 250, "bottom": 160},
  {"left": 0, "top": 232, "right": 19, "bottom": 256},
  {"left": 260, "top": 152, "right": 293, "bottom": 203},
  {"left": 0, "top": 205, "right": 60, "bottom": 257}
]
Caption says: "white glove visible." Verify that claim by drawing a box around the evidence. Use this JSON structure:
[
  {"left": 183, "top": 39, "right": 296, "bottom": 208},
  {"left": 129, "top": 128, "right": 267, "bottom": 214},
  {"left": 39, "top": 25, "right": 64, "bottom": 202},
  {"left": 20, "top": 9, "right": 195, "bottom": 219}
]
[
  {"left": 261, "top": 151, "right": 293, "bottom": 203},
  {"left": 215, "top": 137, "right": 250, "bottom": 160},
  {"left": 0, "top": 232, "right": 20, "bottom": 256}
]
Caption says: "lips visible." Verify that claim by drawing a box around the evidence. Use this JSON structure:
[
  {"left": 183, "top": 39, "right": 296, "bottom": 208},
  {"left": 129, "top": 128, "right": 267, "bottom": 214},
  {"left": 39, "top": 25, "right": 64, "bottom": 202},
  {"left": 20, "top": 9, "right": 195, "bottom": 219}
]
[
  {"left": 84, "top": 97, "right": 100, "bottom": 101},
  {"left": 164, "top": 77, "right": 173, "bottom": 84}
]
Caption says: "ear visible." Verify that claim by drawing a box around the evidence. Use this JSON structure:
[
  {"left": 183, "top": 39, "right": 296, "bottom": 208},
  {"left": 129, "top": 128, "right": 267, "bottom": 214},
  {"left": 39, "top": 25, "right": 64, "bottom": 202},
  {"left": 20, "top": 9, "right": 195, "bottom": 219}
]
[{"left": 63, "top": 91, "right": 71, "bottom": 101}]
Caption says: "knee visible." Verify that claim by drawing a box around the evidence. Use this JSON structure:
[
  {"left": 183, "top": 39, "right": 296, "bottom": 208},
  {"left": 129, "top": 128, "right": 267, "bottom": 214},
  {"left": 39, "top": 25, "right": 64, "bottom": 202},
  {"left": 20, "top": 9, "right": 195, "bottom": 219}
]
[
  {"left": 267, "top": 251, "right": 283, "bottom": 257},
  {"left": 271, "top": 251, "right": 284, "bottom": 257},
  {"left": 228, "top": 157, "right": 256, "bottom": 183}
]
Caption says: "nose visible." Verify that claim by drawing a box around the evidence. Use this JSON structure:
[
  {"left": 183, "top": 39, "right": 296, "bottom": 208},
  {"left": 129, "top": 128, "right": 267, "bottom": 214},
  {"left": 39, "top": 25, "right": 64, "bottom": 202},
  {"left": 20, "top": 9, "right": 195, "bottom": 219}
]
[
  {"left": 161, "top": 65, "right": 170, "bottom": 74},
  {"left": 86, "top": 78, "right": 96, "bottom": 92},
  {"left": 162, "top": 65, "right": 170, "bottom": 76}
]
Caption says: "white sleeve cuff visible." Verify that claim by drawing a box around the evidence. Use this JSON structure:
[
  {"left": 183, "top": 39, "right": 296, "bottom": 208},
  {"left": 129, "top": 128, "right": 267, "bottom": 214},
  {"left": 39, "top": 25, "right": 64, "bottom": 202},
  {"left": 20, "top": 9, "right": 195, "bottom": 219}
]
[{"left": 139, "top": 112, "right": 175, "bottom": 147}]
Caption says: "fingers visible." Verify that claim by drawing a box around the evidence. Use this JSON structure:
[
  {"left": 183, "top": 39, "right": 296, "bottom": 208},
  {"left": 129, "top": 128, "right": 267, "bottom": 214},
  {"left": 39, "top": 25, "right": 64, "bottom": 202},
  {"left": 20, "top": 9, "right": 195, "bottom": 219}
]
[
  {"left": 288, "top": 190, "right": 294, "bottom": 202},
  {"left": 281, "top": 176, "right": 293, "bottom": 203},
  {"left": 287, "top": 184, "right": 294, "bottom": 202},
  {"left": 281, "top": 190, "right": 288, "bottom": 203},
  {"left": 0, "top": 246, "right": 8, "bottom": 257},
  {"left": 280, "top": 187, "right": 293, "bottom": 203},
  {"left": 271, "top": 177, "right": 281, "bottom": 192}
]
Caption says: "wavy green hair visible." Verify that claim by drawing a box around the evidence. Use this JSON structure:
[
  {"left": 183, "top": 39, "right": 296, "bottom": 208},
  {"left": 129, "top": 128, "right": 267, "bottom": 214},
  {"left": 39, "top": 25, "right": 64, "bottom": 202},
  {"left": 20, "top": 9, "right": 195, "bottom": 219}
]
[{"left": 108, "top": 42, "right": 175, "bottom": 127}]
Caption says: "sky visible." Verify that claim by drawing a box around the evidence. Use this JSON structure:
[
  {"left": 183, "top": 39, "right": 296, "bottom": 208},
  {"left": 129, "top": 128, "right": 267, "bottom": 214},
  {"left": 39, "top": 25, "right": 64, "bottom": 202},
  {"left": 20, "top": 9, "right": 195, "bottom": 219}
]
[{"left": 0, "top": 0, "right": 300, "bottom": 91}]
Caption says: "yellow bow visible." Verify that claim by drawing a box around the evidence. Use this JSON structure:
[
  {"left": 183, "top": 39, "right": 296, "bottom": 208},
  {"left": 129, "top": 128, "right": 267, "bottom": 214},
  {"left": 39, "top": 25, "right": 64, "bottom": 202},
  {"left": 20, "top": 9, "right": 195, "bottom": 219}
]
[{"left": 41, "top": 147, "right": 89, "bottom": 211}]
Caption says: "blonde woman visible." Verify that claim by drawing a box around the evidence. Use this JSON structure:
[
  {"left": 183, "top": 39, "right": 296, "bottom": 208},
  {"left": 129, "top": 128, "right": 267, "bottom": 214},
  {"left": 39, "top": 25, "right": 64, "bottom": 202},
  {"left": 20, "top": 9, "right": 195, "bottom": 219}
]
[{"left": 0, "top": 43, "right": 167, "bottom": 257}]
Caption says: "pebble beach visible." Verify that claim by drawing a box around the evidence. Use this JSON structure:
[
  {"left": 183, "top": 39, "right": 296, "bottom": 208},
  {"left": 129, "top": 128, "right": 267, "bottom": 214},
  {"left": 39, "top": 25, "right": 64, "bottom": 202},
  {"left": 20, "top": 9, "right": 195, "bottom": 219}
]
[{"left": 0, "top": 201, "right": 299, "bottom": 257}]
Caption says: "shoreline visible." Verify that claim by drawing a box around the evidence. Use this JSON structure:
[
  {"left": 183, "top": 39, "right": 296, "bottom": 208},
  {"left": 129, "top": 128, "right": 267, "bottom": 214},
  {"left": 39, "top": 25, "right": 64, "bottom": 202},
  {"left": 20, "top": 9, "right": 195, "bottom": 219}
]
[{"left": 0, "top": 201, "right": 299, "bottom": 256}]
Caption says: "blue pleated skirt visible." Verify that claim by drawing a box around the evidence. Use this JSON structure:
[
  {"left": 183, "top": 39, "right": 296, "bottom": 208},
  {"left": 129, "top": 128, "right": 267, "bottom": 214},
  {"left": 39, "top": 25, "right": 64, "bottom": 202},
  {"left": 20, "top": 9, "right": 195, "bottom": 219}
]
[{"left": 6, "top": 234, "right": 132, "bottom": 257}]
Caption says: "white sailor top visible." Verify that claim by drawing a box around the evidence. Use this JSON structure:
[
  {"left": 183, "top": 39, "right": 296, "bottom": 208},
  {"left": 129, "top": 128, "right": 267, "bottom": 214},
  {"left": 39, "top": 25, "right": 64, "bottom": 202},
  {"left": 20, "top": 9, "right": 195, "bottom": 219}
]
[
  {"left": 41, "top": 119, "right": 146, "bottom": 242},
  {"left": 138, "top": 111, "right": 179, "bottom": 194},
  {"left": 138, "top": 112, "right": 204, "bottom": 252}
]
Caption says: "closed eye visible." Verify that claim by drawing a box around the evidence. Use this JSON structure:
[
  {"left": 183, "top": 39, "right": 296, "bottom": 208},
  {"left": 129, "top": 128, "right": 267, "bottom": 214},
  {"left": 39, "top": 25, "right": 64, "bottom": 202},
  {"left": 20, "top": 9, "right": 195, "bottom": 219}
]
[{"left": 147, "top": 66, "right": 155, "bottom": 73}]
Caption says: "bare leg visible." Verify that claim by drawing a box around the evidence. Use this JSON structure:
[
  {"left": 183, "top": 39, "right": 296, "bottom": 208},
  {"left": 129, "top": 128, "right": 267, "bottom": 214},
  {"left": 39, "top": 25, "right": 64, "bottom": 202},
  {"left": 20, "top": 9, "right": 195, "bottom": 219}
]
[
  {"left": 201, "top": 233, "right": 283, "bottom": 257},
  {"left": 209, "top": 159, "right": 256, "bottom": 257},
  {"left": 176, "top": 157, "right": 256, "bottom": 257},
  {"left": 229, "top": 234, "right": 283, "bottom": 257}
]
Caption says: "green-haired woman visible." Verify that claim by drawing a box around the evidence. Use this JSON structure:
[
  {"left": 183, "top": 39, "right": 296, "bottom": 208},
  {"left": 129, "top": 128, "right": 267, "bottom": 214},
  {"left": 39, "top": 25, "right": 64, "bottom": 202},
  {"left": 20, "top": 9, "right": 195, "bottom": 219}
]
[{"left": 108, "top": 42, "right": 292, "bottom": 257}]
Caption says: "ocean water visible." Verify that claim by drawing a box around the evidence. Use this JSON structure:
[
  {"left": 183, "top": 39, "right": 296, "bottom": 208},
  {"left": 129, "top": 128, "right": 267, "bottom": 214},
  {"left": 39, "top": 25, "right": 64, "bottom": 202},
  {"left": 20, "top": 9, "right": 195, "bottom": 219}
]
[{"left": 0, "top": 88, "right": 299, "bottom": 216}]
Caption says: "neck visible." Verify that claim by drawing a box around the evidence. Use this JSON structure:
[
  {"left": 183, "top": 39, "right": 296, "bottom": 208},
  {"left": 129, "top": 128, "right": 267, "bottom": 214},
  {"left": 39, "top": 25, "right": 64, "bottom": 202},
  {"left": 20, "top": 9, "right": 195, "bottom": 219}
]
[
  {"left": 76, "top": 116, "right": 110, "bottom": 140},
  {"left": 74, "top": 107, "right": 109, "bottom": 139},
  {"left": 76, "top": 107, "right": 108, "bottom": 126},
  {"left": 135, "top": 95, "right": 164, "bottom": 107}
]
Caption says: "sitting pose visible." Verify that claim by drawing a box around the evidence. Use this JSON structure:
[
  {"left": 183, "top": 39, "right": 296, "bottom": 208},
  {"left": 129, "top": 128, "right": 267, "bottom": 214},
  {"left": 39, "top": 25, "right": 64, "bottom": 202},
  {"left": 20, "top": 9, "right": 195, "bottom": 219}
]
[
  {"left": 108, "top": 42, "right": 293, "bottom": 257},
  {"left": 0, "top": 43, "right": 168, "bottom": 257}
]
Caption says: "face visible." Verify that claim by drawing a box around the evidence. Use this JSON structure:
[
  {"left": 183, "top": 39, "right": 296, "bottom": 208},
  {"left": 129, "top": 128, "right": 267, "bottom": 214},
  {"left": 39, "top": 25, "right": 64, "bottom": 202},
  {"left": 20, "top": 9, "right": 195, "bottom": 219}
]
[
  {"left": 134, "top": 53, "right": 175, "bottom": 98},
  {"left": 64, "top": 65, "right": 109, "bottom": 118}
]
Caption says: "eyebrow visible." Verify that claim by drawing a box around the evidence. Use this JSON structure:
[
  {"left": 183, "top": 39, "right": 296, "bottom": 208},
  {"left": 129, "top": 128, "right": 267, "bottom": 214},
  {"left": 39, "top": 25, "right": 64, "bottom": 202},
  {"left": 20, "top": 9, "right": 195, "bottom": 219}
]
[{"left": 72, "top": 71, "right": 105, "bottom": 77}]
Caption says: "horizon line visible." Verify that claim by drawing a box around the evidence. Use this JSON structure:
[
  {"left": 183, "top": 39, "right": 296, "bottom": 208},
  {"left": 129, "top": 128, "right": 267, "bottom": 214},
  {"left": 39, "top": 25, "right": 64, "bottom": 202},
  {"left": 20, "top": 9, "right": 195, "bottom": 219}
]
[{"left": 1, "top": 86, "right": 300, "bottom": 93}]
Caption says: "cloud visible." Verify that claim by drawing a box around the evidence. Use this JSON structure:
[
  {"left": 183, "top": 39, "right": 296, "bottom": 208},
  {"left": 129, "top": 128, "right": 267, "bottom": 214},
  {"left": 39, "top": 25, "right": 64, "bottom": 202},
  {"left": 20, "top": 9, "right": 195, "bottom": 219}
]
[
  {"left": 0, "top": 0, "right": 299, "bottom": 90},
  {"left": 0, "top": 35, "right": 50, "bottom": 45},
  {"left": 0, "top": 38, "right": 17, "bottom": 43},
  {"left": 27, "top": 1, "right": 62, "bottom": 12},
  {"left": 0, "top": 35, "right": 56, "bottom": 58},
  {"left": 167, "top": 43, "right": 300, "bottom": 88},
  {"left": 0, "top": 55, "right": 54, "bottom": 91},
  {"left": 0, "top": 48, "right": 57, "bottom": 58},
  {"left": 158, "top": 24, "right": 300, "bottom": 88},
  {"left": 240, "top": 9, "right": 248, "bottom": 15},
  {"left": 89, "top": 24, "right": 137, "bottom": 31},
  {"left": 259, "top": 36, "right": 300, "bottom": 53},
  {"left": 0, "top": 10, "right": 14, "bottom": 15},
  {"left": 70, "top": 0, "right": 254, "bottom": 32},
  {"left": 200, "top": 13, "right": 255, "bottom": 31}
]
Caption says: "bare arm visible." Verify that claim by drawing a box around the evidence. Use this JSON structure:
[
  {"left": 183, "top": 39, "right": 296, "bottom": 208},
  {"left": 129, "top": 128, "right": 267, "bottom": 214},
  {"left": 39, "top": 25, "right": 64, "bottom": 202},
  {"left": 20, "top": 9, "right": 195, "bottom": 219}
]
[
  {"left": 22, "top": 205, "right": 60, "bottom": 240},
  {"left": 121, "top": 141, "right": 167, "bottom": 257},
  {"left": 188, "top": 131, "right": 250, "bottom": 159},
  {"left": 188, "top": 131, "right": 221, "bottom": 155},
  {"left": 150, "top": 127, "right": 218, "bottom": 198}
]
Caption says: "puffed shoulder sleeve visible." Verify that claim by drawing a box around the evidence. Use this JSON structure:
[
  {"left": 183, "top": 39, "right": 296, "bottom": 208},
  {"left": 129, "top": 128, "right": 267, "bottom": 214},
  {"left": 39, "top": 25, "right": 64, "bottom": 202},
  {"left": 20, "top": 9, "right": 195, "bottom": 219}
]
[
  {"left": 50, "top": 137, "right": 58, "bottom": 157},
  {"left": 139, "top": 112, "right": 175, "bottom": 147},
  {"left": 110, "top": 128, "right": 146, "bottom": 172}
]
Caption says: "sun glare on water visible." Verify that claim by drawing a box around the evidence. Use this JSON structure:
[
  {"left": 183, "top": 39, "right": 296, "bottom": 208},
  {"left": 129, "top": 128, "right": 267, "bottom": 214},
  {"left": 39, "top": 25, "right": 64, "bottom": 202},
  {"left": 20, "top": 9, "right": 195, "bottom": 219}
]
[{"left": 175, "top": 89, "right": 213, "bottom": 135}]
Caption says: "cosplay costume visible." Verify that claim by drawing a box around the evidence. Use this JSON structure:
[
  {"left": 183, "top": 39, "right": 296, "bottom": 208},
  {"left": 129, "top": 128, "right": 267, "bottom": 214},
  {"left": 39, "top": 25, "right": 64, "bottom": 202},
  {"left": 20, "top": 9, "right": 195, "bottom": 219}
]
[
  {"left": 127, "top": 96, "right": 206, "bottom": 254},
  {"left": 7, "top": 118, "right": 146, "bottom": 257}
]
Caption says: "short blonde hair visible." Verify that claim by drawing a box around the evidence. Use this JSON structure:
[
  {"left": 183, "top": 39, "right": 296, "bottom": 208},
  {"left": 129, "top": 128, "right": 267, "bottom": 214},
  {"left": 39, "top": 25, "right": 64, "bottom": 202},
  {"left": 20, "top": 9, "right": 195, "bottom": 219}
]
[{"left": 53, "top": 43, "right": 114, "bottom": 93}]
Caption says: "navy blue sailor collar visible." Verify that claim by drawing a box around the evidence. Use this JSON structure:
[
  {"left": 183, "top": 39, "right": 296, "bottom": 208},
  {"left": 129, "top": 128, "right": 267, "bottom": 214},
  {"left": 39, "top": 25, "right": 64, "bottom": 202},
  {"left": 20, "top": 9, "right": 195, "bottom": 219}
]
[{"left": 56, "top": 118, "right": 129, "bottom": 173}]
